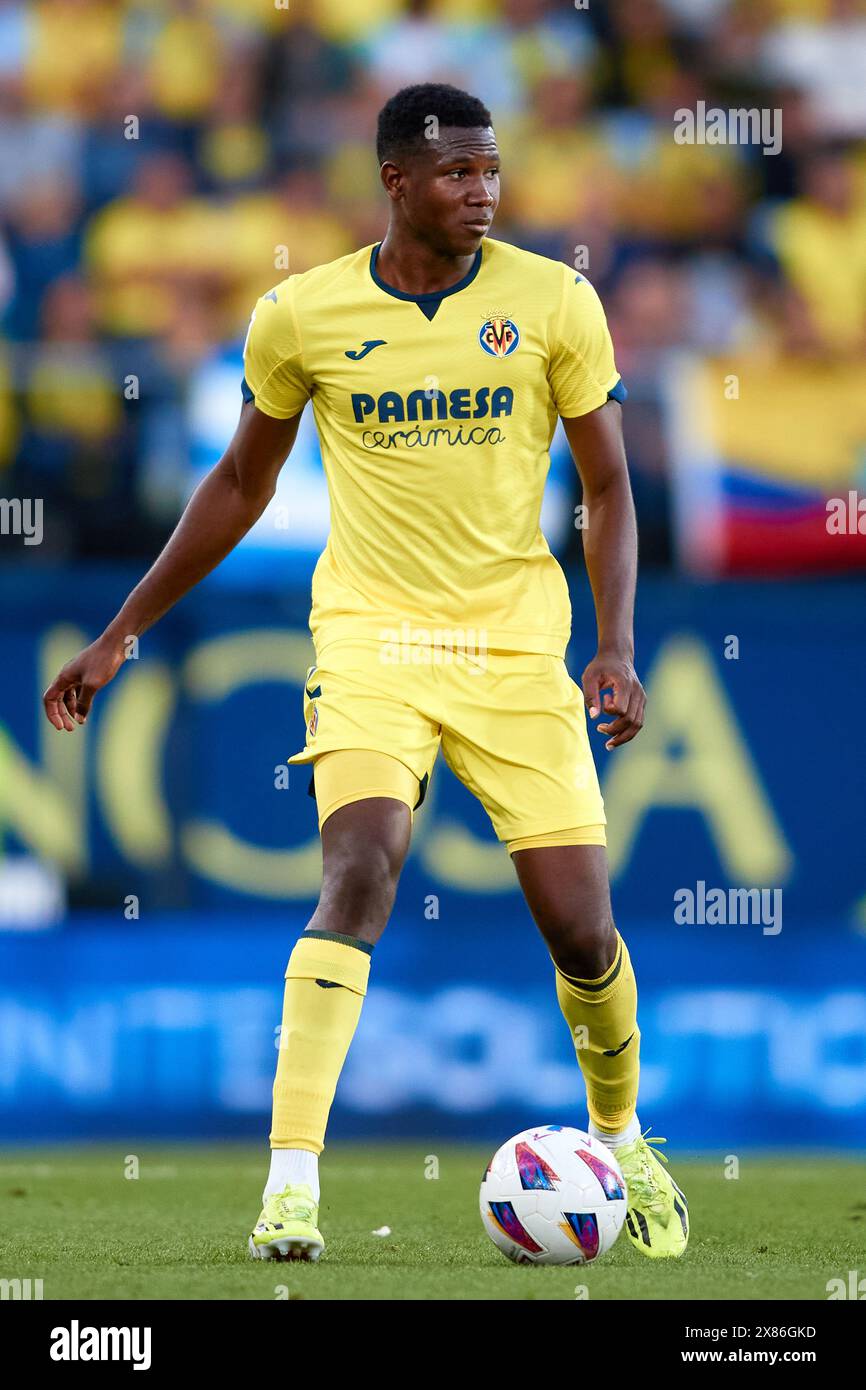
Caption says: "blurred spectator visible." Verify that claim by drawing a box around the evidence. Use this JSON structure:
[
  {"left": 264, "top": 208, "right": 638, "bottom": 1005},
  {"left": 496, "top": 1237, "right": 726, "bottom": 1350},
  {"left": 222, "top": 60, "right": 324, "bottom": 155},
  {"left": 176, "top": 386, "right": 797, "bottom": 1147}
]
[
  {"left": 226, "top": 165, "right": 355, "bottom": 325},
  {"left": 141, "top": 0, "right": 224, "bottom": 125},
  {"left": 198, "top": 49, "right": 269, "bottom": 192},
  {"left": 0, "top": 338, "right": 19, "bottom": 472},
  {"left": 5, "top": 181, "right": 82, "bottom": 340},
  {"left": 0, "top": 0, "right": 28, "bottom": 84},
  {"left": 505, "top": 73, "right": 615, "bottom": 255},
  {"left": 0, "top": 74, "right": 84, "bottom": 212},
  {"left": 363, "top": 0, "right": 478, "bottom": 91},
  {"left": 84, "top": 152, "right": 225, "bottom": 338},
  {"left": 768, "top": 145, "right": 866, "bottom": 355},
  {"left": 761, "top": 0, "right": 866, "bottom": 139},
  {"left": 0, "top": 0, "right": 863, "bottom": 571},
  {"left": 228, "top": 166, "right": 354, "bottom": 326},
  {"left": 26, "top": 0, "right": 124, "bottom": 117},
  {"left": 79, "top": 71, "right": 153, "bottom": 216},
  {"left": 470, "top": 0, "right": 598, "bottom": 118},
  {"left": 16, "top": 275, "right": 125, "bottom": 553},
  {"left": 261, "top": 7, "right": 357, "bottom": 164}
]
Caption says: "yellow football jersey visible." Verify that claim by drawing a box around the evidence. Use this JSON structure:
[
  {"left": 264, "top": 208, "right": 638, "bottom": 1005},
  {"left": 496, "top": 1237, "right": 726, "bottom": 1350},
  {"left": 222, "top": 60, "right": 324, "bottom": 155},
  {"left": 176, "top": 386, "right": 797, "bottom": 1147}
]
[{"left": 242, "top": 238, "right": 624, "bottom": 658}]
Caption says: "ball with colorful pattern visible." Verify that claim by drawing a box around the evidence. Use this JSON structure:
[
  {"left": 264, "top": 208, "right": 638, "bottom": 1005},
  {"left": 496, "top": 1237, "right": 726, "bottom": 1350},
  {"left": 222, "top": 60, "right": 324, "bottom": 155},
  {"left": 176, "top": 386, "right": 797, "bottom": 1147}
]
[{"left": 480, "top": 1125, "right": 627, "bottom": 1265}]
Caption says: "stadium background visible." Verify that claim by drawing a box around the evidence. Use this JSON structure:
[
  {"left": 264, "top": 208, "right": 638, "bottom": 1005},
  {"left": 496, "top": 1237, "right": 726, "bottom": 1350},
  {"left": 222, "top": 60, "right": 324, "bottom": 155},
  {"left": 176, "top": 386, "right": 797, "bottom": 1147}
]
[{"left": 1, "top": 0, "right": 865, "bottom": 1155}]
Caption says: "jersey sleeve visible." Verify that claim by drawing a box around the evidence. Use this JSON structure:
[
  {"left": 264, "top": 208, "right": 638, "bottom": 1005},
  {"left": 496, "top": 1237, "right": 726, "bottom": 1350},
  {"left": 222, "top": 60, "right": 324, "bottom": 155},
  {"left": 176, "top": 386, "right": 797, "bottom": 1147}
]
[
  {"left": 548, "top": 270, "right": 625, "bottom": 418},
  {"left": 241, "top": 281, "right": 310, "bottom": 419}
]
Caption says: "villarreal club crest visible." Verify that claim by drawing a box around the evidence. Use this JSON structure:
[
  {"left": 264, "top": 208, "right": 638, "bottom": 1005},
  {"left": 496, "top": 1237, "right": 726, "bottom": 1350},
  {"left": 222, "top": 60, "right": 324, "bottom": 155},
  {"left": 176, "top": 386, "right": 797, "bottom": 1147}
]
[{"left": 479, "top": 314, "right": 520, "bottom": 358}]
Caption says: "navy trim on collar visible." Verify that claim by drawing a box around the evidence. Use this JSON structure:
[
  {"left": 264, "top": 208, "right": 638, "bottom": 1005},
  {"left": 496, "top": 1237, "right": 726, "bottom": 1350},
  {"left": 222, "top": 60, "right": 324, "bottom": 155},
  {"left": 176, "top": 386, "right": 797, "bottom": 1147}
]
[{"left": 369, "top": 243, "right": 483, "bottom": 306}]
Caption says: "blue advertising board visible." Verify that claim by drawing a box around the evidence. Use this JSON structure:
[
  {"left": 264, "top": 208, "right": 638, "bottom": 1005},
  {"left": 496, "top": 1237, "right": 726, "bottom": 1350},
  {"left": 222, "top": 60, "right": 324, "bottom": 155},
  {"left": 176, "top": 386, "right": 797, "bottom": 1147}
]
[
  {"left": 0, "top": 571, "right": 863, "bottom": 925},
  {"left": 1, "top": 912, "right": 864, "bottom": 1147}
]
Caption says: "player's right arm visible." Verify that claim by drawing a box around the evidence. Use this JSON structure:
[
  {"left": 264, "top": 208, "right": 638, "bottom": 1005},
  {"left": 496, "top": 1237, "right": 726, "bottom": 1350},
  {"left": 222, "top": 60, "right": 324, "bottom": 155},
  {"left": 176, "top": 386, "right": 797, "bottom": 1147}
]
[{"left": 42, "top": 401, "right": 301, "bottom": 731}]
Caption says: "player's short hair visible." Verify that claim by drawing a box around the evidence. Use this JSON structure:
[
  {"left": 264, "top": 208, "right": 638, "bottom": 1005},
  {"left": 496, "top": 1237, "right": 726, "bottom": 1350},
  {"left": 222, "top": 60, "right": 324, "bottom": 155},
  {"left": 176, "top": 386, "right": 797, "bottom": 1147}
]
[{"left": 376, "top": 84, "right": 493, "bottom": 165}]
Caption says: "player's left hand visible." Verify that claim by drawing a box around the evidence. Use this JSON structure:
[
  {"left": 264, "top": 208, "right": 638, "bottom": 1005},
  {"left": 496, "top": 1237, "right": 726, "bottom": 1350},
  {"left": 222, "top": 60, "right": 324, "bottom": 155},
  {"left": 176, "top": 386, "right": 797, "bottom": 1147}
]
[{"left": 581, "top": 649, "right": 645, "bottom": 750}]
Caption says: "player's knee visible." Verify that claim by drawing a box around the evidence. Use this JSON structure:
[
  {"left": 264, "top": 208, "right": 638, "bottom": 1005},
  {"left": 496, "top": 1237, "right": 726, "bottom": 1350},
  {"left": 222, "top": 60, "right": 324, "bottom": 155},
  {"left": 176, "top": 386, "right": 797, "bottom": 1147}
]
[
  {"left": 336, "top": 846, "right": 400, "bottom": 906},
  {"left": 514, "top": 845, "right": 615, "bottom": 981},
  {"left": 318, "top": 832, "right": 406, "bottom": 936},
  {"left": 545, "top": 911, "right": 616, "bottom": 982}
]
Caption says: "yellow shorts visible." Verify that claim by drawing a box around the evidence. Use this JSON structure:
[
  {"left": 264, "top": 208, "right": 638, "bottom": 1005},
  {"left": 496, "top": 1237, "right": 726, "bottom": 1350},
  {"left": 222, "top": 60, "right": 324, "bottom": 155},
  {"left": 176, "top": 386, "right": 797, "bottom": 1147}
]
[{"left": 287, "top": 638, "right": 606, "bottom": 852}]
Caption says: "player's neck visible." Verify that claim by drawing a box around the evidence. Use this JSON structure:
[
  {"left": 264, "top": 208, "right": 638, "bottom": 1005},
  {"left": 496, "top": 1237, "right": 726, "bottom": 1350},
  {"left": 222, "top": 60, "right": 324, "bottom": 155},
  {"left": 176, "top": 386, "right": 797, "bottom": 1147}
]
[{"left": 376, "top": 230, "right": 478, "bottom": 297}]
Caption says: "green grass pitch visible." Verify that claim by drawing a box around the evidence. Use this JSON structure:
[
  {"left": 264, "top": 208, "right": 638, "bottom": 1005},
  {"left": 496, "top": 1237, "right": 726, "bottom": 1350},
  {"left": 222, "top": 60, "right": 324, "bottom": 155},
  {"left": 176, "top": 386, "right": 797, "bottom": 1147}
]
[{"left": 1, "top": 1145, "right": 862, "bottom": 1300}]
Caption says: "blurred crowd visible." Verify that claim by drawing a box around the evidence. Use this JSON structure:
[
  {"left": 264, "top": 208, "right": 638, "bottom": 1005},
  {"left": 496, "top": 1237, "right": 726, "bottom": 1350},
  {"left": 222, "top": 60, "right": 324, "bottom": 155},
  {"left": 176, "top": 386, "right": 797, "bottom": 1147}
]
[{"left": 0, "top": 0, "right": 865, "bottom": 564}]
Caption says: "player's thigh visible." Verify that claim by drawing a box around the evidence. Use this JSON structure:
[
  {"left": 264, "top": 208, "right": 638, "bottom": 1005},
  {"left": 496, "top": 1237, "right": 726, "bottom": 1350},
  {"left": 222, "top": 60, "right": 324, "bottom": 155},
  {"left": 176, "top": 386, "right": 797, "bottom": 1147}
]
[
  {"left": 288, "top": 639, "right": 441, "bottom": 832},
  {"left": 440, "top": 650, "right": 605, "bottom": 846},
  {"left": 313, "top": 747, "right": 424, "bottom": 839},
  {"left": 288, "top": 642, "right": 440, "bottom": 938}
]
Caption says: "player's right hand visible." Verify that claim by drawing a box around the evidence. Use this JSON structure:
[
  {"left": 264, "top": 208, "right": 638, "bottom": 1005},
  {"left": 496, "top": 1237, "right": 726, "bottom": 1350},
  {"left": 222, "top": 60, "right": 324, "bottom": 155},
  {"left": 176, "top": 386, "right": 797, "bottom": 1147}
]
[{"left": 42, "top": 635, "right": 128, "bottom": 731}]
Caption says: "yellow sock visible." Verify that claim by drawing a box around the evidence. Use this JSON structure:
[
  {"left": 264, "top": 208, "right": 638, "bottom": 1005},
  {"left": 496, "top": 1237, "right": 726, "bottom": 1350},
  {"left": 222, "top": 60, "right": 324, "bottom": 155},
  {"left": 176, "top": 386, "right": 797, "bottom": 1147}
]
[
  {"left": 270, "top": 930, "right": 372, "bottom": 1154},
  {"left": 554, "top": 932, "right": 640, "bottom": 1135}
]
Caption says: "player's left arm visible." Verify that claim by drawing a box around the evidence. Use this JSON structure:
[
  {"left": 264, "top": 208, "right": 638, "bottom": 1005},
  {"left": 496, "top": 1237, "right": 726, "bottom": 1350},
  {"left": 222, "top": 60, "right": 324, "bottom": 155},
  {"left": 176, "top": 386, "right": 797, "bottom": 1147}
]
[{"left": 561, "top": 401, "right": 645, "bottom": 749}]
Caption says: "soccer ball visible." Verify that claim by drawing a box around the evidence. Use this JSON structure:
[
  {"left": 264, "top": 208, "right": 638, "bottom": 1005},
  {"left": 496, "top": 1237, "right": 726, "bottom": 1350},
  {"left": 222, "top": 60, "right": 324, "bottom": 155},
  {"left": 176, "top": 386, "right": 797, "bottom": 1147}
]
[{"left": 480, "top": 1124, "right": 627, "bottom": 1265}]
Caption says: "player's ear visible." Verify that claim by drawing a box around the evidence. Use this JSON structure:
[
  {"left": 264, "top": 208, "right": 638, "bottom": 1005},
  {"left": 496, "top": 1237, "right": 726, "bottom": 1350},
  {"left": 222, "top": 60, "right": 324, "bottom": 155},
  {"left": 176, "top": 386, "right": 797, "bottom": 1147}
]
[{"left": 379, "top": 161, "right": 404, "bottom": 201}]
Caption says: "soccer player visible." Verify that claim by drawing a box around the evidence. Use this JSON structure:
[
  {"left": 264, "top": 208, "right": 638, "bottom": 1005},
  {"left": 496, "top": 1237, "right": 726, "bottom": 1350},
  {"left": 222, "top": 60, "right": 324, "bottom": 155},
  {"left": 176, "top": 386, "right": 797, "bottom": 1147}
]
[{"left": 43, "top": 85, "right": 688, "bottom": 1264}]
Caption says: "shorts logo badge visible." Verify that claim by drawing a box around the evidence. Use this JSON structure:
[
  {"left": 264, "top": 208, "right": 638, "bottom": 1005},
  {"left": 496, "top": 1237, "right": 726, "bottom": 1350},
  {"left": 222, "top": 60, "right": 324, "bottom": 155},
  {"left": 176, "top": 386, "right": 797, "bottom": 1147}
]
[
  {"left": 479, "top": 316, "right": 520, "bottom": 357},
  {"left": 308, "top": 705, "right": 318, "bottom": 736}
]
